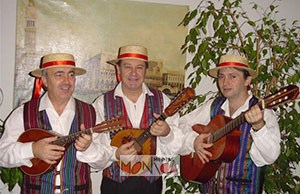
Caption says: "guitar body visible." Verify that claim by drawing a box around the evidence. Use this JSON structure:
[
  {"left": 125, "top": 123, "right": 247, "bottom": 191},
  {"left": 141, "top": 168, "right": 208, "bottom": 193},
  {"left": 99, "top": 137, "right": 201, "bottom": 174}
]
[
  {"left": 17, "top": 128, "right": 66, "bottom": 176},
  {"left": 180, "top": 114, "right": 242, "bottom": 183},
  {"left": 111, "top": 129, "right": 154, "bottom": 155}
]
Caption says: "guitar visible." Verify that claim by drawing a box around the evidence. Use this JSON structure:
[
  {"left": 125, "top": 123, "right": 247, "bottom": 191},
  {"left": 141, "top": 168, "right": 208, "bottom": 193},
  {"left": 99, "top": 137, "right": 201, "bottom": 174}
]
[
  {"left": 111, "top": 87, "right": 195, "bottom": 172},
  {"left": 180, "top": 85, "right": 299, "bottom": 183},
  {"left": 18, "top": 116, "right": 125, "bottom": 176}
]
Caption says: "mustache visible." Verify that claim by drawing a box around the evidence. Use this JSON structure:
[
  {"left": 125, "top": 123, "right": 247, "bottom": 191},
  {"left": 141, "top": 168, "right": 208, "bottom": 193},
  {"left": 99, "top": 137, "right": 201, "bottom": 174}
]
[{"left": 60, "top": 83, "right": 71, "bottom": 89}]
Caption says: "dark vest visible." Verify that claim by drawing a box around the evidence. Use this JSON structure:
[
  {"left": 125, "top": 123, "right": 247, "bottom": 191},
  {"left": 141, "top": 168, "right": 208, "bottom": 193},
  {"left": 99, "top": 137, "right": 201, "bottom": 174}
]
[
  {"left": 22, "top": 97, "right": 96, "bottom": 194},
  {"left": 204, "top": 96, "right": 265, "bottom": 194},
  {"left": 102, "top": 88, "right": 163, "bottom": 183}
]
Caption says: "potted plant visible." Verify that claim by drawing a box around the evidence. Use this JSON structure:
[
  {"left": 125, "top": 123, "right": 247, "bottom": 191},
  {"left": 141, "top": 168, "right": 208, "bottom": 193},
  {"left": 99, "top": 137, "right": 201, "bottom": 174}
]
[{"left": 165, "top": 0, "right": 300, "bottom": 193}]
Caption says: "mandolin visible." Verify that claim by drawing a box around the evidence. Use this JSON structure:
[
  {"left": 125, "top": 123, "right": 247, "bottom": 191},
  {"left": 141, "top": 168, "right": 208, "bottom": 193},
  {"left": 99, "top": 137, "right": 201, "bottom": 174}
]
[
  {"left": 18, "top": 116, "right": 125, "bottom": 176},
  {"left": 180, "top": 85, "right": 299, "bottom": 183},
  {"left": 111, "top": 87, "right": 195, "bottom": 172}
]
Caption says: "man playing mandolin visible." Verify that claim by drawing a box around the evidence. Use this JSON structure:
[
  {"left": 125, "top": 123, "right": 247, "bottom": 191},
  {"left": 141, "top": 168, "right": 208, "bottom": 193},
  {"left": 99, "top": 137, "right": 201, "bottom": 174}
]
[
  {"left": 0, "top": 53, "right": 96, "bottom": 193},
  {"left": 77, "top": 45, "right": 184, "bottom": 194},
  {"left": 179, "top": 54, "right": 281, "bottom": 194}
]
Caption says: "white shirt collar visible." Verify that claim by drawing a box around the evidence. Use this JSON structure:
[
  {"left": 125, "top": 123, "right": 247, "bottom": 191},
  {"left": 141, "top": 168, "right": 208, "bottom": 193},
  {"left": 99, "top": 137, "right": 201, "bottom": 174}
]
[
  {"left": 38, "top": 92, "right": 76, "bottom": 113},
  {"left": 113, "top": 82, "right": 154, "bottom": 99},
  {"left": 221, "top": 91, "right": 254, "bottom": 118}
]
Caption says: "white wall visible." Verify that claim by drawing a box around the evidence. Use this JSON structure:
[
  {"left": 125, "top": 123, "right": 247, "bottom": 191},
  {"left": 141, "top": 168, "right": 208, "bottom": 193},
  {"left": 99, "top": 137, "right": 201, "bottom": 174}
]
[
  {"left": 1, "top": 0, "right": 299, "bottom": 193},
  {"left": 0, "top": 0, "right": 17, "bottom": 120}
]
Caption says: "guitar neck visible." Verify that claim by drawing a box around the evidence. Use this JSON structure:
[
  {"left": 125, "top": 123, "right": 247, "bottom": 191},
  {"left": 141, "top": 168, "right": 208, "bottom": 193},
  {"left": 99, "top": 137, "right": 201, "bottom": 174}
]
[
  {"left": 211, "top": 113, "right": 246, "bottom": 143},
  {"left": 211, "top": 99, "right": 265, "bottom": 143},
  {"left": 51, "top": 128, "right": 92, "bottom": 146},
  {"left": 135, "top": 113, "right": 168, "bottom": 146},
  {"left": 210, "top": 85, "right": 300, "bottom": 143}
]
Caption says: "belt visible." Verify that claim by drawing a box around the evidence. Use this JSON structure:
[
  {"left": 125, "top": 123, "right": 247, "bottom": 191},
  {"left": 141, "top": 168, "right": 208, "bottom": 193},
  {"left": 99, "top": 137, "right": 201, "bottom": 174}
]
[
  {"left": 226, "top": 177, "right": 251, "bottom": 185},
  {"left": 27, "top": 183, "right": 90, "bottom": 191}
]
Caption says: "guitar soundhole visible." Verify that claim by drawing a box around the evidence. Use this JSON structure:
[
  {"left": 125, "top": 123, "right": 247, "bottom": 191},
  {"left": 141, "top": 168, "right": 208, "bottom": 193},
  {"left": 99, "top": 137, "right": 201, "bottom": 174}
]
[
  {"left": 122, "top": 135, "right": 133, "bottom": 144},
  {"left": 212, "top": 159, "right": 222, "bottom": 164}
]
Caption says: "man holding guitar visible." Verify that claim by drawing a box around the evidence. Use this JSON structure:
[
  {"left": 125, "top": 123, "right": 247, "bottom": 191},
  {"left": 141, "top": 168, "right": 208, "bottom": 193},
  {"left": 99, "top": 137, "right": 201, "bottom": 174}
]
[
  {"left": 179, "top": 54, "right": 281, "bottom": 193},
  {"left": 77, "top": 45, "right": 184, "bottom": 194},
  {"left": 0, "top": 53, "right": 96, "bottom": 193}
]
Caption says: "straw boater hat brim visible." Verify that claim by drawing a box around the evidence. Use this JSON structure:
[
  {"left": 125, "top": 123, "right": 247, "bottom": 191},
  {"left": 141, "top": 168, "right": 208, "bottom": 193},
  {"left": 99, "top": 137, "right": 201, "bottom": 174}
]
[
  {"left": 107, "top": 45, "right": 149, "bottom": 66},
  {"left": 29, "top": 53, "right": 86, "bottom": 78},
  {"left": 208, "top": 54, "right": 257, "bottom": 78}
]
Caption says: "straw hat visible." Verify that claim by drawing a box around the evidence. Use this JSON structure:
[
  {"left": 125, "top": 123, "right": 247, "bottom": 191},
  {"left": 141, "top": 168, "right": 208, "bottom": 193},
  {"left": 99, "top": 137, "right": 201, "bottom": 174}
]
[
  {"left": 29, "top": 53, "right": 86, "bottom": 77},
  {"left": 208, "top": 54, "right": 257, "bottom": 78},
  {"left": 107, "top": 45, "right": 149, "bottom": 66}
]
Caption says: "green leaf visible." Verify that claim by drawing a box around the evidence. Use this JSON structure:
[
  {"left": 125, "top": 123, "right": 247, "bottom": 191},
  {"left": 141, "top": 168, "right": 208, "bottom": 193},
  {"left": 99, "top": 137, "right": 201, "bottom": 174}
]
[
  {"left": 270, "top": 4, "right": 275, "bottom": 11},
  {"left": 198, "top": 40, "right": 209, "bottom": 55},
  {"left": 188, "top": 45, "right": 196, "bottom": 53},
  {"left": 222, "top": 16, "right": 229, "bottom": 26},
  {"left": 247, "top": 20, "right": 255, "bottom": 26},
  {"left": 190, "top": 9, "right": 198, "bottom": 21},
  {"left": 213, "top": 19, "right": 220, "bottom": 30},
  {"left": 0, "top": 167, "right": 23, "bottom": 191},
  {"left": 224, "top": 0, "right": 231, "bottom": 8},
  {"left": 252, "top": 3, "right": 258, "bottom": 10}
]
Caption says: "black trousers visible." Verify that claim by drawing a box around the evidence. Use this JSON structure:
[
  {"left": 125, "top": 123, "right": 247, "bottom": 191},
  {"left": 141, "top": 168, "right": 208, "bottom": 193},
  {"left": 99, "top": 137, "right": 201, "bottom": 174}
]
[{"left": 101, "top": 176, "right": 162, "bottom": 194}]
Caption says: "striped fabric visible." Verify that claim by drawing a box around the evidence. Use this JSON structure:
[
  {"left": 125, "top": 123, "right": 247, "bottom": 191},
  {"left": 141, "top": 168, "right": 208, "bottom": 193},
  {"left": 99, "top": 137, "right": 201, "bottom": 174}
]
[
  {"left": 204, "top": 96, "right": 265, "bottom": 194},
  {"left": 102, "top": 88, "right": 163, "bottom": 183},
  {"left": 22, "top": 98, "right": 95, "bottom": 194}
]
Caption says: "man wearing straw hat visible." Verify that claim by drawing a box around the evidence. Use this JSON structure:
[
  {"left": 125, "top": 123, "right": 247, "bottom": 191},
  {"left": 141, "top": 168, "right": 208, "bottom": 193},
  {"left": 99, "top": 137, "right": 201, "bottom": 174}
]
[
  {"left": 179, "top": 54, "right": 281, "bottom": 193},
  {"left": 0, "top": 53, "right": 96, "bottom": 193},
  {"left": 77, "top": 45, "right": 183, "bottom": 194}
]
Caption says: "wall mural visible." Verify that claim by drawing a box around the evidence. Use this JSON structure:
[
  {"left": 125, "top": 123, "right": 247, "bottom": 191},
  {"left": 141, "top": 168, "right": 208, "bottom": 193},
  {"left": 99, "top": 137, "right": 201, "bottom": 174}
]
[{"left": 14, "top": 0, "right": 188, "bottom": 106}]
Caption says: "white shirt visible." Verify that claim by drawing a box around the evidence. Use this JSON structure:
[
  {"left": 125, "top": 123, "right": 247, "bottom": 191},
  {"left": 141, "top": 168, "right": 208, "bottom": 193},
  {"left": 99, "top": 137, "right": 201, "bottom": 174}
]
[
  {"left": 76, "top": 83, "right": 184, "bottom": 170},
  {"left": 0, "top": 93, "right": 76, "bottom": 188},
  {"left": 179, "top": 93, "right": 281, "bottom": 167}
]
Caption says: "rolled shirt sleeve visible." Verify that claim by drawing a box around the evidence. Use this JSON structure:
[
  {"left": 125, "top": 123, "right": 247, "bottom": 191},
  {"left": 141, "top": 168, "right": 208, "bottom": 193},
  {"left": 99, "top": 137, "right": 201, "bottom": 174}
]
[
  {"left": 249, "top": 109, "right": 281, "bottom": 166},
  {"left": 178, "top": 99, "right": 213, "bottom": 155},
  {"left": 76, "top": 96, "right": 116, "bottom": 170},
  {"left": 76, "top": 133, "right": 115, "bottom": 170},
  {"left": 0, "top": 106, "right": 35, "bottom": 168},
  {"left": 156, "top": 93, "right": 186, "bottom": 157}
]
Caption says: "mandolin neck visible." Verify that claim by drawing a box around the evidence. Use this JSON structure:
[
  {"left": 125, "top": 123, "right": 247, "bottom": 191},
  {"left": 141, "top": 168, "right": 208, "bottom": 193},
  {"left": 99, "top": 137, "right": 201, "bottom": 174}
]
[
  {"left": 51, "top": 128, "right": 92, "bottom": 146},
  {"left": 135, "top": 113, "right": 168, "bottom": 146}
]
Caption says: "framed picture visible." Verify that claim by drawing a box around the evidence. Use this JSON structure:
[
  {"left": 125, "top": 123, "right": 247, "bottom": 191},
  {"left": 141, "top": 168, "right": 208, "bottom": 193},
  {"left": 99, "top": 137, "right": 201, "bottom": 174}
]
[{"left": 14, "top": 0, "right": 188, "bottom": 106}]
